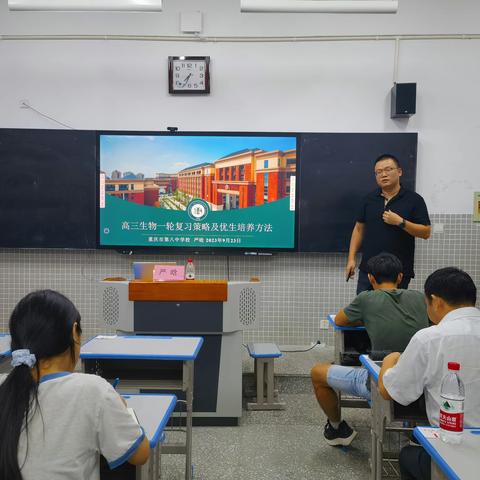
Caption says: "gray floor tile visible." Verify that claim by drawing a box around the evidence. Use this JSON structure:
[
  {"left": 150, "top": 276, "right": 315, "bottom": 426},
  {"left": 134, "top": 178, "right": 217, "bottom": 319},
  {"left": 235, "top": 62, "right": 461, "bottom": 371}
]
[{"left": 160, "top": 392, "right": 372, "bottom": 480}]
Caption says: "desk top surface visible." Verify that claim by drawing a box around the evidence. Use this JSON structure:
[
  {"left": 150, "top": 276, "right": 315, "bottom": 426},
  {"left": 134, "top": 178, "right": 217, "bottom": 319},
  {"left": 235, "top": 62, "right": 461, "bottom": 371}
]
[
  {"left": 327, "top": 314, "right": 366, "bottom": 331},
  {"left": 0, "top": 334, "right": 11, "bottom": 357},
  {"left": 414, "top": 427, "right": 480, "bottom": 480},
  {"left": 360, "top": 354, "right": 381, "bottom": 383},
  {"left": 80, "top": 335, "right": 203, "bottom": 360},
  {"left": 124, "top": 394, "right": 177, "bottom": 449},
  {"left": 247, "top": 343, "right": 282, "bottom": 358}
]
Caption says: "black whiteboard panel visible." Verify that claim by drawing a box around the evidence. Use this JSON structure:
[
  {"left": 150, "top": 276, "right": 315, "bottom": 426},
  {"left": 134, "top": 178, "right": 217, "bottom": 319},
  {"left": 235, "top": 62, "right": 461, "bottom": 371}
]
[
  {"left": 0, "top": 129, "right": 96, "bottom": 248},
  {"left": 297, "top": 133, "right": 418, "bottom": 252}
]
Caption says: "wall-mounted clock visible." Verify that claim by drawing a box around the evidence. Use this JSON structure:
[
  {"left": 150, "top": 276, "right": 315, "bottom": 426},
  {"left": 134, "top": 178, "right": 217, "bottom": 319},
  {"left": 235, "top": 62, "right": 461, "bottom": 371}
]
[{"left": 168, "top": 56, "right": 210, "bottom": 95}]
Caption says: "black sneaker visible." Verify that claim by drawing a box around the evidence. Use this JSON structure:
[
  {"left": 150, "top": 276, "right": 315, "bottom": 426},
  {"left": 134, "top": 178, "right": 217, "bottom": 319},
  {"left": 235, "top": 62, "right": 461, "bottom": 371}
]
[{"left": 323, "top": 420, "right": 357, "bottom": 446}]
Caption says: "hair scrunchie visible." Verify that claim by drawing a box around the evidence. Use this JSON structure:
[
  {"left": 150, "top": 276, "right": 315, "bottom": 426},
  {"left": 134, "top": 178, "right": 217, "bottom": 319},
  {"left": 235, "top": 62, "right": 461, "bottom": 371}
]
[{"left": 11, "top": 349, "right": 37, "bottom": 368}]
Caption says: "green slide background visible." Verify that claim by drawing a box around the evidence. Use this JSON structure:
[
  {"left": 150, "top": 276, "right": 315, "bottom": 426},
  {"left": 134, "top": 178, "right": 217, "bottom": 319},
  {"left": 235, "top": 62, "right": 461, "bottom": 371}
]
[{"left": 100, "top": 195, "right": 295, "bottom": 249}]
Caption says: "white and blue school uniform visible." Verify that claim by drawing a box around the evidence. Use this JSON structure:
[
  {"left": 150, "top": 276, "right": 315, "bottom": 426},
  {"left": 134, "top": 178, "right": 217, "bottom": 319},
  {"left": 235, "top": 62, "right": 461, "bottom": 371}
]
[{"left": 17, "top": 372, "right": 144, "bottom": 480}]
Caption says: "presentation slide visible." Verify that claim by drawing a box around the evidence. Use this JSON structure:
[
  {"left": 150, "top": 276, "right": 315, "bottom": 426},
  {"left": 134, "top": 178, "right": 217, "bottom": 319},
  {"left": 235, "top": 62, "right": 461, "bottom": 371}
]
[{"left": 99, "top": 134, "right": 297, "bottom": 250}]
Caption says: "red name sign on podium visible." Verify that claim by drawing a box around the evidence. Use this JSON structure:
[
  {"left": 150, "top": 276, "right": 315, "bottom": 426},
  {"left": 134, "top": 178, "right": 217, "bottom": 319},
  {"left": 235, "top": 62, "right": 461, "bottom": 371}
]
[{"left": 153, "top": 265, "right": 185, "bottom": 281}]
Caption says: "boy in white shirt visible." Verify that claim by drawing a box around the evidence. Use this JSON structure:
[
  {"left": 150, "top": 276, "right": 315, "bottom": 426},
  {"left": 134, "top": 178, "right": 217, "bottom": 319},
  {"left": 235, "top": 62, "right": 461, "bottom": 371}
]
[{"left": 378, "top": 267, "right": 480, "bottom": 480}]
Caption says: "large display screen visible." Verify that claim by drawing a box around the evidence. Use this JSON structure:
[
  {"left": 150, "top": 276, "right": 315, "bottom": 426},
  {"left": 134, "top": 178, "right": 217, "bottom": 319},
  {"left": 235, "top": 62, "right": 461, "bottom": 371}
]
[{"left": 98, "top": 132, "right": 298, "bottom": 251}]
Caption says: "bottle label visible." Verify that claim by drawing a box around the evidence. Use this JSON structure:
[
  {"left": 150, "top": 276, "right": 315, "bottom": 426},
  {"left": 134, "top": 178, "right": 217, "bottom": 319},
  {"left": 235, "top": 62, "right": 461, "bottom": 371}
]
[{"left": 439, "top": 398, "right": 464, "bottom": 432}]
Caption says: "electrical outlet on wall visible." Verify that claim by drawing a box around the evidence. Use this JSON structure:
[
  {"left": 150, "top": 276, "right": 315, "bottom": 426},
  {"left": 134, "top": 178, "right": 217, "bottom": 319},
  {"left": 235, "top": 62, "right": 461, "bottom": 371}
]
[{"left": 320, "top": 320, "right": 329, "bottom": 330}]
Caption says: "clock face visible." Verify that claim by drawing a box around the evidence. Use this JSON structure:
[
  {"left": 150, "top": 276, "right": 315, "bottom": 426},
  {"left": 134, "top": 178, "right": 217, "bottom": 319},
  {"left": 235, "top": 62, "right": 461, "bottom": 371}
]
[{"left": 168, "top": 56, "right": 210, "bottom": 94}]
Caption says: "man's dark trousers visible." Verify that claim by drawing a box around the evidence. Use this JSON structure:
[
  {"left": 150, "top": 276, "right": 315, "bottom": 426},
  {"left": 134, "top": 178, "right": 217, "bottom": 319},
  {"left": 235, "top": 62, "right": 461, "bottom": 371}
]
[{"left": 399, "top": 446, "right": 431, "bottom": 480}]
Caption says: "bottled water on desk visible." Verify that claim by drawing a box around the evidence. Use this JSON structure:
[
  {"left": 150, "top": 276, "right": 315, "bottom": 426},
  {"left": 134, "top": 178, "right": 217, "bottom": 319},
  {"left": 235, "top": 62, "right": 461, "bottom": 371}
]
[
  {"left": 439, "top": 362, "right": 464, "bottom": 444},
  {"left": 185, "top": 258, "right": 195, "bottom": 280}
]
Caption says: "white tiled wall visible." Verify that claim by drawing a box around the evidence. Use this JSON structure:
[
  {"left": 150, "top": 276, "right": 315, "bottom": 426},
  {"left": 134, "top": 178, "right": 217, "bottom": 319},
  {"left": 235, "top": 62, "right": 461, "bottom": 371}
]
[{"left": 0, "top": 214, "right": 478, "bottom": 346}]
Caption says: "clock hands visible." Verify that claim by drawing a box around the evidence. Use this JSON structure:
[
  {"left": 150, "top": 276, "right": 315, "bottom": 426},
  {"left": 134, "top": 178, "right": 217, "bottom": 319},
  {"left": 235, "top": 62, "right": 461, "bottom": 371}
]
[{"left": 182, "top": 73, "right": 192, "bottom": 87}]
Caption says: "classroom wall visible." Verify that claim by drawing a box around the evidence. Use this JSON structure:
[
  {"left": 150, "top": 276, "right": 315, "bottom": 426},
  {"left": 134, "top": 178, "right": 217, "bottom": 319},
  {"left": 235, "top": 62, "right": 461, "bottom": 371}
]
[{"left": 0, "top": 0, "right": 479, "bottom": 344}]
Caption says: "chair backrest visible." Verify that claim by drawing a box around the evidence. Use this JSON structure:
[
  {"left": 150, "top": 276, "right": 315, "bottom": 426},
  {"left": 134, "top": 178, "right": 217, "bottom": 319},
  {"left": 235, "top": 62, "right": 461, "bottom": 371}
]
[
  {"left": 393, "top": 394, "right": 428, "bottom": 422},
  {"left": 370, "top": 350, "right": 393, "bottom": 361}
]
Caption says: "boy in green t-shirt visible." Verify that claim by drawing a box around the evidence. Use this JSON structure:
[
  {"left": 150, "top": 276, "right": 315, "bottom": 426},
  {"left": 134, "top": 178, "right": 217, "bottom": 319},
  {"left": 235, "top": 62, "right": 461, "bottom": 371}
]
[{"left": 311, "top": 253, "right": 429, "bottom": 447}]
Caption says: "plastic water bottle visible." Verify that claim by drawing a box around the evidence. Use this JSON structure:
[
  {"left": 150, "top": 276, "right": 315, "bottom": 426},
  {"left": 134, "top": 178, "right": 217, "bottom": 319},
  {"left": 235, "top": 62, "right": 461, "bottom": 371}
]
[
  {"left": 439, "top": 362, "right": 464, "bottom": 444},
  {"left": 185, "top": 258, "right": 195, "bottom": 280}
]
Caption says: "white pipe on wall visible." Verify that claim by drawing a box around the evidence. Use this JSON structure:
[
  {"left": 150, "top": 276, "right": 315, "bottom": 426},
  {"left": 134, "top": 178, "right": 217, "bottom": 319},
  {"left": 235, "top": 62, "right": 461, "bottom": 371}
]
[
  {"left": 0, "top": 33, "right": 478, "bottom": 43},
  {"left": 8, "top": 0, "right": 163, "bottom": 11},
  {"left": 240, "top": 0, "right": 398, "bottom": 14}
]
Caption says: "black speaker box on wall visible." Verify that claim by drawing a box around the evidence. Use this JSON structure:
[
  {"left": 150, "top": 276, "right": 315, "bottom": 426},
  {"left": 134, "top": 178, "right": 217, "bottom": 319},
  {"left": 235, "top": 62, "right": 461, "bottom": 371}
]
[{"left": 391, "top": 82, "right": 416, "bottom": 118}]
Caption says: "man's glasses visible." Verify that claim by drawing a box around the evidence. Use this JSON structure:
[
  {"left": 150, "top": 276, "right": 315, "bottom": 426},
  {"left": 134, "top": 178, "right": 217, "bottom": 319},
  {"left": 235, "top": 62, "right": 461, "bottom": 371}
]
[{"left": 375, "top": 167, "right": 398, "bottom": 177}]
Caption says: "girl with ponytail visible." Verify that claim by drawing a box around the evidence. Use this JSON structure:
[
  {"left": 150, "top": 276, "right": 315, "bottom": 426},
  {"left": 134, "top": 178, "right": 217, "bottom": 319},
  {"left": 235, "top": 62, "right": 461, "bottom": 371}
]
[{"left": 0, "top": 290, "right": 149, "bottom": 480}]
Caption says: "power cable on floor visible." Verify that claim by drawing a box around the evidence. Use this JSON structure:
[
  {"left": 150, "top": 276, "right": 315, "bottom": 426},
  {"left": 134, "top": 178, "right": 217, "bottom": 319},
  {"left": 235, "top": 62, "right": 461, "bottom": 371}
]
[{"left": 280, "top": 341, "right": 322, "bottom": 353}]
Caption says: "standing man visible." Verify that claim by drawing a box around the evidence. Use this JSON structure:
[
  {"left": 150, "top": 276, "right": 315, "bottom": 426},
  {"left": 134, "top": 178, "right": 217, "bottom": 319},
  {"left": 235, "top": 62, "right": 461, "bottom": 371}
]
[{"left": 346, "top": 154, "right": 431, "bottom": 294}]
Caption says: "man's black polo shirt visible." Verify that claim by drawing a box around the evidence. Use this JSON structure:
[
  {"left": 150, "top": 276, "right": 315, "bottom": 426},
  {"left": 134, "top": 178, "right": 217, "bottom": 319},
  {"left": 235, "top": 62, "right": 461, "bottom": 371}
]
[{"left": 357, "top": 186, "right": 430, "bottom": 278}]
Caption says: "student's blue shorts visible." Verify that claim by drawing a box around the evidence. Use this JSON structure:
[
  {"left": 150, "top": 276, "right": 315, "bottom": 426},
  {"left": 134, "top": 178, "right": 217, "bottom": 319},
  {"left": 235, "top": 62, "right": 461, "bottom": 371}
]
[{"left": 327, "top": 365, "right": 371, "bottom": 401}]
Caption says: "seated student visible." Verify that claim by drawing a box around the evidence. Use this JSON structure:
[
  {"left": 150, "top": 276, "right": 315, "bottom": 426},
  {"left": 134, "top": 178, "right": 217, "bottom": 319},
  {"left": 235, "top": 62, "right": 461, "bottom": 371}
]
[
  {"left": 379, "top": 267, "right": 480, "bottom": 480},
  {"left": 311, "top": 253, "right": 429, "bottom": 446},
  {"left": 0, "top": 290, "right": 150, "bottom": 480}
]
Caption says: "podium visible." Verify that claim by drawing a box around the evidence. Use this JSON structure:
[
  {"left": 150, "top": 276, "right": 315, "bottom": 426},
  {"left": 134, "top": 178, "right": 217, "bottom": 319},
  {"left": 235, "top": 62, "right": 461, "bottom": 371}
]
[{"left": 98, "top": 280, "right": 261, "bottom": 425}]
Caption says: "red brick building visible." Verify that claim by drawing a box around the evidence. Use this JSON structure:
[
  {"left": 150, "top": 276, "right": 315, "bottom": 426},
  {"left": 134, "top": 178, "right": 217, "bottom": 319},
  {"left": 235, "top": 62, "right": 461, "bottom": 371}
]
[
  {"left": 210, "top": 148, "right": 296, "bottom": 210},
  {"left": 211, "top": 149, "right": 257, "bottom": 210},
  {"left": 254, "top": 149, "right": 296, "bottom": 206},
  {"left": 177, "top": 163, "right": 214, "bottom": 203},
  {"left": 105, "top": 179, "right": 160, "bottom": 206},
  {"left": 173, "top": 148, "right": 296, "bottom": 211},
  {"left": 154, "top": 173, "right": 178, "bottom": 195}
]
